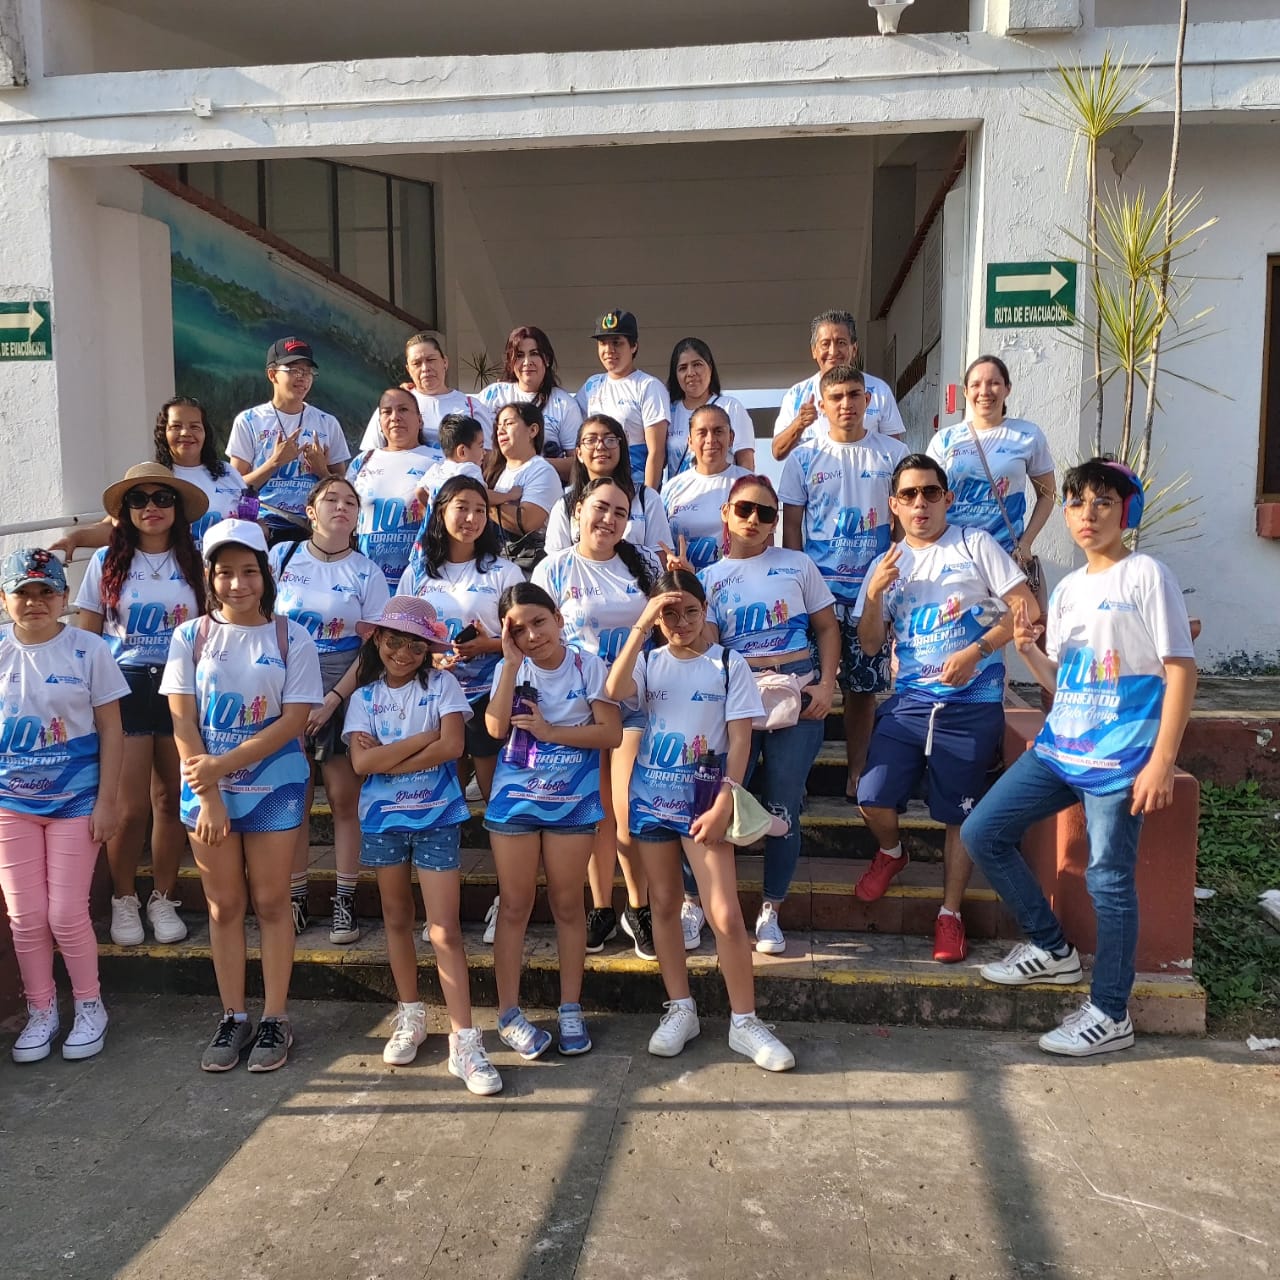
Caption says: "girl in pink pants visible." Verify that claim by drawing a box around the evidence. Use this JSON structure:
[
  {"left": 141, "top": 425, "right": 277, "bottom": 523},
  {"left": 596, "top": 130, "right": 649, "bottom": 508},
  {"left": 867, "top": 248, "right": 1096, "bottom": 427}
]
[{"left": 0, "top": 548, "right": 126, "bottom": 1063}]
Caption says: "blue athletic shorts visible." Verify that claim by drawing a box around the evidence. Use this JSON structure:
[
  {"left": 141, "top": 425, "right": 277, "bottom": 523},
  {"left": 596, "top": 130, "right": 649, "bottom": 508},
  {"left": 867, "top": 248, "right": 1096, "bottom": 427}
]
[{"left": 856, "top": 695, "right": 1005, "bottom": 825}]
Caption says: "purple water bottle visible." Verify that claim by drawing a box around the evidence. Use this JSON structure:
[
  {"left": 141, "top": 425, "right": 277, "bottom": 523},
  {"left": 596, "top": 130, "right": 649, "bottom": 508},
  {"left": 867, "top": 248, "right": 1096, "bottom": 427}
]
[
  {"left": 691, "top": 750, "right": 722, "bottom": 819},
  {"left": 502, "top": 684, "right": 539, "bottom": 768}
]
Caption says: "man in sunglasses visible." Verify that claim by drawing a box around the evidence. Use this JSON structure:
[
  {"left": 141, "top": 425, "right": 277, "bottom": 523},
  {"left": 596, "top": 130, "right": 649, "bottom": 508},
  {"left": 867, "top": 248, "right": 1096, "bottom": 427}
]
[
  {"left": 851, "top": 455, "right": 1038, "bottom": 964},
  {"left": 779, "top": 364, "right": 906, "bottom": 798}
]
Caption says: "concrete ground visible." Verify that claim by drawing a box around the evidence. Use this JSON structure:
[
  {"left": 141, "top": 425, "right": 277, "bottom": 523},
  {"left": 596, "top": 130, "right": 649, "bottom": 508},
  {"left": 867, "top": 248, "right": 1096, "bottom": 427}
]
[{"left": 2, "top": 996, "right": 1277, "bottom": 1280}]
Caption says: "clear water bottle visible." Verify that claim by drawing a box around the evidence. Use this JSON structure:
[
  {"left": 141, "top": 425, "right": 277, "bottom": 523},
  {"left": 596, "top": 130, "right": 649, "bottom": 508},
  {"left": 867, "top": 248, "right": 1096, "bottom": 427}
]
[
  {"left": 969, "top": 597, "right": 1008, "bottom": 630},
  {"left": 502, "top": 684, "right": 539, "bottom": 768},
  {"left": 691, "top": 750, "right": 723, "bottom": 819}
]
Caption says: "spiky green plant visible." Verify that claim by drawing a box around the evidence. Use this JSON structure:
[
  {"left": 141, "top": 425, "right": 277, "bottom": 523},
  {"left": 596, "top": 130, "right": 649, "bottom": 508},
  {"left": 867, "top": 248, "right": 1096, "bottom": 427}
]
[{"left": 462, "top": 350, "right": 502, "bottom": 390}]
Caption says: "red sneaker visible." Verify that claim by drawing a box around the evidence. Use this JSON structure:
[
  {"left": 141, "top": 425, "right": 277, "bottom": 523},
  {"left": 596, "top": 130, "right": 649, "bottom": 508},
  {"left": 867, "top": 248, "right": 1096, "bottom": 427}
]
[
  {"left": 933, "top": 912, "right": 968, "bottom": 963},
  {"left": 853, "top": 850, "right": 908, "bottom": 903}
]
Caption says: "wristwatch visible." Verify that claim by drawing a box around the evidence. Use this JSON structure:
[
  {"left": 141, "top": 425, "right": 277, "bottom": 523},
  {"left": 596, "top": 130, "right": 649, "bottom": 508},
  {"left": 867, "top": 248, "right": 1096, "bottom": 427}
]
[{"left": 975, "top": 637, "right": 994, "bottom": 659}]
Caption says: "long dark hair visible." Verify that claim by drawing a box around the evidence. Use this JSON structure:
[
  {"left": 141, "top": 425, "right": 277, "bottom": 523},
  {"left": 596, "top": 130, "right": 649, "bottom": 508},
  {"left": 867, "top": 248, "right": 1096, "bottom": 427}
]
[
  {"left": 206, "top": 544, "right": 276, "bottom": 619},
  {"left": 355, "top": 629, "right": 434, "bottom": 690},
  {"left": 564, "top": 414, "right": 634, "bottom": 512},
  {"left": 665, "top": 337, "right": 723, "bottom": 406},
  {"left": 100, "top": 489, "right": 206, "bottom": 616},
  {"left": 501, "top": 325, "right": 561, "bottom": 409},
  {"left": 419, "top": 476, "right": 503, "bottom": 579},
  {"left": 573, "top": 478, "right": 653, "bottom": 594},
  {"left": 153, "top": 396, "right": 228, "bottom": 479},
  {"left": 484, "top": 401, "right": 545, "bottom": 486}
]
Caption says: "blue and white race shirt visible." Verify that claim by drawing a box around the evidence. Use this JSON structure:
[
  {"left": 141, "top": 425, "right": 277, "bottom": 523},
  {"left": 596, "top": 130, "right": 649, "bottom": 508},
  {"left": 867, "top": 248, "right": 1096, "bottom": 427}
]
[
  {"left": 173, "top": 464, "right": 249, "bottom": 547},
  {"left": 544, "top": 485, "right": 672, "bottom": 556},
  {"left": 75, "top": 548, "right": 200, "bottom": 667},
  {"left": 359, "top": 389, "right": 492, "bottom": 452},
  {"left": 485, "top": 646, "right": 613, "bottom": 828},
  {"left": 853, "top": 525, "right": 1024, "bottom": 704},
  {"left": 269, "top": 543, "right": 390, "bottom": 655},
  {"left": 926, "top": 418, "right": 1055, "bottom": 553},
  {"left": 1036, "top": 553, "right": 1194, "bottom": 795},
  {"left": 700, "top": 547, "right": 835, "bottom": 658},
  {"left": 772, "top": 371, "right": 904, "bottom": 444},
  {"left": 576, "top": 369, "right": 671, "bottom": 486},
  {"left": 624, "top": 644, "right": 762, "bottom": 837},
  {"left": 160, "top": 616, "right": 322, "bottom": 827},
  {"left": 226, "top": 402, "right": 351, "bottom": 528},
  {"left": 532, "top": 547, "right": 660, "bottom": 665},
  {"left": 343, "top": 670, "right": 472, "bottom": 833},
  {"left": 777, "top": 428, "right": 907, "bottom": 604},
  {"left": 396, "top": 556, "right": 525, "bottom": 701},
  {"left": 666, "top": 395, "right": 756, "bottom": 479},
  {"left": 662, "top": 466, "right": 748, "bottom": 570},
  {"left": 347, "top": 447, "right": 433, "bottom": 586},
  {"left": 479, "top": 383, "right": 584, "bottom": 458},
  {"left": 0, "top": 625, "right": 128, "bottom": 818},
  {"left": 419, "top": 458, "right": 485, "bottom": 506}
]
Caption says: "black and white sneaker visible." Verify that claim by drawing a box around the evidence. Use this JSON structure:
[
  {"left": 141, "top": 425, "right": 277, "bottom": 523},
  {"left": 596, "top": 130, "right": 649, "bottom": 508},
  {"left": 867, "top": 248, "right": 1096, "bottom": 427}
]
[
  {"left": 981, "top": 941, "right": 1083, "bottom": 986},
  {"left": 621, "top": 904, "right": 656, "bottom": 961},
  {"left": 329, "top": 893, "right": 360, "bottom": 945},
  {"left": 585, "top": 907, "right": 617, "bottom": 954},
  {"left": 1039, "top": 1001, "right": 1135, "bottom": 1057}
]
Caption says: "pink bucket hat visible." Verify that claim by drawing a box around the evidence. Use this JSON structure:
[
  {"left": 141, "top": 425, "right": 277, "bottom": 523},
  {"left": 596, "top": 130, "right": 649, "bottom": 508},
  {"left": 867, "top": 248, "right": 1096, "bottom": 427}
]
[{"left": 357, "top": 596, "right": 452, "bottom": 649}]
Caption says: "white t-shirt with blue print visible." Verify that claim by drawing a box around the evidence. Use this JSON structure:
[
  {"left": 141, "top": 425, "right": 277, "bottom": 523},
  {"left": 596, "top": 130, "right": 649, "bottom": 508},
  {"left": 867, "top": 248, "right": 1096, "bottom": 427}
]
[
  {"left": 700, "top": 547, "right": 835, "bottom": 658},
  {"left": 343, "top": 670, "right": 472, "bottom": 833},
  {"left": 485, "top": 646, "right": 614, "bottom": 828},
  {"left": 576, "top": 370, "right": 671, "bottom": 486},
  {"left": 666, "top": 395, "right": 756, "bottom": 479},
  {"left": 926, "top": 418, "right": 1055, "bottom": 553},
  {"left": 544, "top": 485, "right": 672, "bottom": 556},
  {"left": 0, "top": 624, "right": 129, "bottom": 818},
  {"left": 624, "top": 644, "right": 763, "bottom": 837},
  {"left": 662, "top": 466, "right": 748, "bottom": 571},
  {"left": 773, "top": 371, "right": 905, "bottom": 443},
  {"left": 479, "top": 383, "right": 584, "bottom": 458},
  {"left": 75, "top": 548, "right": 201, "bottom": 668},
  {"left": 777, "top": 428, "right": 908, "bottom": 605},
  {"left": 173, "top": 464, "right": 249, "bottom": 548},
  {"left": 269, "top": 543, "right": 390, "bottom": 655},
  {"left": 853, "top": 525, "right": 1025, "bottom": 705},
  {"left": 359, "top": 389, "right": 491, "bottom": 452},
  {"left": 1036, "top": 553, "right": 1194, "bottom": 795},
  {"left": 347, "top": 447, "right": 433, "bottom": 586}
]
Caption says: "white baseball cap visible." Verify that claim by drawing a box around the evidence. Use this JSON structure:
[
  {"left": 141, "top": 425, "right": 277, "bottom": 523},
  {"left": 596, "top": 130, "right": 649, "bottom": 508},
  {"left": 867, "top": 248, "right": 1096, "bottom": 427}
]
[{"left": 202, "top": 518, "right": 269, "bottom": 560}]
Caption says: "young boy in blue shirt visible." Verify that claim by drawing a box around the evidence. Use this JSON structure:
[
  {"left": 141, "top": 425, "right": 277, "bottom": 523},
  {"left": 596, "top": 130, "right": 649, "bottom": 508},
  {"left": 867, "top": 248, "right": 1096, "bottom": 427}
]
[{"left": 961, "top": 458, "right": 1197, "bottom": 1057}]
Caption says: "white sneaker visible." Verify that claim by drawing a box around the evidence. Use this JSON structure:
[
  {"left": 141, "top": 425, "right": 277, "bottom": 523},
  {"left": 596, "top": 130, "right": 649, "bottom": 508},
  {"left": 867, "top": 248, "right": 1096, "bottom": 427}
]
[
  {"left": 465, "top": 777, "right": 483, "bottom": 802},
  {"left": 12, "top": 1001, "right": 59, "bottom": 1064},
  {"left": 448, "top": 1027, "right": 503, "bottom": 1095},
  {"left": 145, "top": 890, "right": 187, "bottom": 944},
  {"left": 754, "top": 902, "right": 785, "bottom": 955},
  {"left": 421, "top": 911, "right": 431, "bottom": 944},
  {"left": 110, "top": 894, "right": 145, "bottom": 946},
  {"left": 728, "top": 1015, "right": 795, "bottom": 1072},
  {"left": 680, "top": 900, "right": 704, "bottom": 950},
  {"left": 1039, "top": 1001, "right": 1135, "bottom": 1058},
  {"left": 383, "top": 1001, "right": 427, "bottom": 1065},
  {"left": 981, "top": 941, "right": 1083, "bottom": 987},
  {"left": 647, "top": 1002, "right": 701, "bottom": 1057},
  {"left": 62, "top": 999, "right": 108, "bottom": 1060},
  {"left": 482, "top": 896, "right": 500, "bottom": 945}
]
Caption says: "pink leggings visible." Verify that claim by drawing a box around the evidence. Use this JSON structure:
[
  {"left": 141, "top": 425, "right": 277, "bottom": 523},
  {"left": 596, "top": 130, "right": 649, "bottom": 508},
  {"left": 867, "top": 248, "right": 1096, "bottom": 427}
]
[{"left": 0, "top": 810, "right": 101, "bottom": 1006}]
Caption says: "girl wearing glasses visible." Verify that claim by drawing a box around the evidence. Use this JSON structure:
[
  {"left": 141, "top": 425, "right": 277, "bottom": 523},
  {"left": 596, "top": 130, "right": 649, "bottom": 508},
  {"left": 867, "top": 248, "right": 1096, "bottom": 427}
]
[
  {"left": 269, "top": 476, "right": 391, "bottom": 946},
  {"left": 606, "top": 570, "right": 795, "bottom": 1071},
  {"left": 533, "top": 478, "right": 662, "bottom": 960},
  {"left": 544, "top": 415, "right": 673, "bottom": 555},
  {"left": 479, "top": 326, "right": 584, "bottom": 480},
  {"left": 699, "top": 475, "right": 839, "bottom": 956},
  {"left": 664, "top": 338, "right": 756, "bottom": 479},
  {"left": 343, "top": 597, "right": 502, "bottom": 1093},
  {"left": 661, "top": 405, "right": 749, "bottom": 570},
  {"left": 486, "top": 403, "right": 564, "bottom": 575},
  {"left": 74, "top": 462, "right": 210, "bottom": 951}
]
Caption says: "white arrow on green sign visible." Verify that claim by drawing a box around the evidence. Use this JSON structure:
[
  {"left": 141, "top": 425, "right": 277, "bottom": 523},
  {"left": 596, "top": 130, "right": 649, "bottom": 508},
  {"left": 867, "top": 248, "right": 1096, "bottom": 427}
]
[
  {"left": 0, "top": 301, "right": 52, "bottom": 361},
  {"left": 986, "top": 262, "right": 1077, "bottom": 329}
]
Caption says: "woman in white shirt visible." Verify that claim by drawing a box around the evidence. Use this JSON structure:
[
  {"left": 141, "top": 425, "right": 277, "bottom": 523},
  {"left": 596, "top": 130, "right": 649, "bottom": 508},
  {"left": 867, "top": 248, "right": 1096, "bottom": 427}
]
[
  {"left": 486, "top": 402, "right": 563, "bottom": 576},
  {"left": 661, "top": 404, "right": 749, "bottom": 571},
  {"left": 664, "top": 338, "right": 756, "bottom": 478}
]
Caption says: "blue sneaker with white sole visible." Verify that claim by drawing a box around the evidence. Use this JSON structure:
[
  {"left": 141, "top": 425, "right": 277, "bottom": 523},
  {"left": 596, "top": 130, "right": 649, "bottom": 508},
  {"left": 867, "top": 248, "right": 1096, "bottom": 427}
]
[{"left": 557, "top": 1003, "right": 592, "bottom": 1055}]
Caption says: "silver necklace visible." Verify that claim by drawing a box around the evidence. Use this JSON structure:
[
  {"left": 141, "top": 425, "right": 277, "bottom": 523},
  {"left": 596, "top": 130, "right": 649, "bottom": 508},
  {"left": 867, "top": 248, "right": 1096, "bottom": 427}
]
[
  {"left": 136, "top": 549, "right": 171, "bottom": 580},
  {"left": 384, "top": 681, "right": 416, "bottom": 721}
]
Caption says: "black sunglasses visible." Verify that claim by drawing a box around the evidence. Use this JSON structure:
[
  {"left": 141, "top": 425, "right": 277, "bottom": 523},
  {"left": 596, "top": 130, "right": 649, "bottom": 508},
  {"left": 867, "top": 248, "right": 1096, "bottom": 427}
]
[
  {"left": 123, "top": 488, "right": 179, "bottom": 510},
  {"left": 730, "top": 500, "right": 779, "bottom": 524},
  {"left": 894, "top": 485, "right": 946, "bottom": 504}
]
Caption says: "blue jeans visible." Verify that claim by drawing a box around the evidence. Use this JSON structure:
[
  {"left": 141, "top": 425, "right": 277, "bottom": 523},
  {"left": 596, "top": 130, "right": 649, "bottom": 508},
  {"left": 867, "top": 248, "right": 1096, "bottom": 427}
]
[
  {"left": 743, "top": 659, "right": 826, "bottom": 902},
  {"left": 960, "top": 749, "right": 1143, "bottom": 1021}
]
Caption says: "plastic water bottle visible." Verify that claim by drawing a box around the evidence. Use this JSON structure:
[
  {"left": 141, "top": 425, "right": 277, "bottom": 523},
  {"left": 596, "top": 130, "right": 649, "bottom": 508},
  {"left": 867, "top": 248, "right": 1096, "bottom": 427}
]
[
  {"left": 969, "top": 597, "right": 1008, "bottom": 630},
  {"left": 502, "top": 684, "right": 539, "bottom": 768},
  {"left": 691, "top": 750, "right": 722, "bottom": 818}
]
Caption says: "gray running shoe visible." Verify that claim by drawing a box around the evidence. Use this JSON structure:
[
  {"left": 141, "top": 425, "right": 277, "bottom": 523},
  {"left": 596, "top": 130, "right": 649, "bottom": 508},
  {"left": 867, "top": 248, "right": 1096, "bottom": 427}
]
[
  {"left": 202, "top": 1011, "right": 254, "bottom": 1072},
  {"left": 246, "top": 1016, "right": 293, "bottom": 1072}
]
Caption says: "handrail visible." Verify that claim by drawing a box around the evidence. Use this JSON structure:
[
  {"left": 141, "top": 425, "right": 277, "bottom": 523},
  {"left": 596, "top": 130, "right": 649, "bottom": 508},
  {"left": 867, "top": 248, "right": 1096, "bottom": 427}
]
[{"left": 0, "top": 511, "right": 103, "bottom": 538}]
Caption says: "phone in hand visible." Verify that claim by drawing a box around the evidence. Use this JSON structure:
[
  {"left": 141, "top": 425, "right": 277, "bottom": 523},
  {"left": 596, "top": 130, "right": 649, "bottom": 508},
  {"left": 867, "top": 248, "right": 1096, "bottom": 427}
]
[{"left": 453, "top": 623, "right": 479, "bottom": 645}]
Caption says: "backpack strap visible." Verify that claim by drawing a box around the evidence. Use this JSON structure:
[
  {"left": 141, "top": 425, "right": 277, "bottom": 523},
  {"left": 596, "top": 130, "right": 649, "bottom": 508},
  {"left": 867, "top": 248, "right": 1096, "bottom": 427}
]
[
  {"left": 275, "top": 613, "right": 290, "bottom": 660},
  {"left": 721, "top": 644, "right": 730, "bottom": 695},
  {"left": 192, "top": 614, "right": 213, "bottom": 666},
  {"left": 275, "top": 536, "right": 303, "bottom": 580}
]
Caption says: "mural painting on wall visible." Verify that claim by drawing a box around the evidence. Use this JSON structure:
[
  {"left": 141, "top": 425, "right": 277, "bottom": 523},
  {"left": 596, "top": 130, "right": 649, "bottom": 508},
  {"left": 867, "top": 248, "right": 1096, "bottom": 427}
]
[{"left": 141, "top": 179, "right": 409, "bottom": 454}]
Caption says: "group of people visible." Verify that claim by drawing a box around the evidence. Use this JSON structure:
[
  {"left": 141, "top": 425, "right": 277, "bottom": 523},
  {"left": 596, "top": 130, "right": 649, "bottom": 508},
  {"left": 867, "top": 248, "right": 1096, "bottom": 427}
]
[{"left": 0, "top": 305, "right": 1196, "bottom": 1081}]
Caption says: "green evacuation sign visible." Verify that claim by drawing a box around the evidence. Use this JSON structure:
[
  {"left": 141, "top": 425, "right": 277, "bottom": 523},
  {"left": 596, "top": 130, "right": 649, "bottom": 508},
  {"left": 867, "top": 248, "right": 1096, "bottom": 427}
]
[
  {"left": 0, "top": 301, "right": 52, "bottom": 360},
  {"left": 985, "top": 262, "right": 1077, "bottom": 329}
]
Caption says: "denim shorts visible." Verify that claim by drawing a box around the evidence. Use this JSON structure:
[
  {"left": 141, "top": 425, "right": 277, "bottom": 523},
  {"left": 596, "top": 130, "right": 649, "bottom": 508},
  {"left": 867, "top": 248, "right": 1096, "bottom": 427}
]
[
  {"left": 120, "top": 665, "right": 174, "bottom": 737},
  {"left": 465, "top": 694, "right": 505, "bottom": 759},
  {"left": 484, "top": 819, "right": 598, "bottom": 837},
  {"left": 633, "top": 825, "right": 684, "bottom": 844},
  {"left": 360, "top": 824, "right": 461, "bottom": 871},
  {"left": 836, "top": 608, "right": 892, "bottom": 695},
  {"left": 621, "top": 704, "right": 646, "bottom": 732}
]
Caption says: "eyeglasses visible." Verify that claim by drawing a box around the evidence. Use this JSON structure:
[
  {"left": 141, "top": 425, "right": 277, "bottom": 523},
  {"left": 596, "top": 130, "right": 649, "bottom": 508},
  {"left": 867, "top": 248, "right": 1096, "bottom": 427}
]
[
  {"left": 659, "top": 607, "right": 704, "bottom": 625},
  {"left": 123, "top": 488, "right": 178, "bottom": 510},
  {"left": 274, "top": 365, "right": 316, "bottom": 378},
  {"left": 381, "top": 633, "right": 430, "bottom": 656},
  {"left": 894, "top": 485, "right": 946, "bottom": 504},
  {"left": 580, "top": 435, "right": 621, "bottom": 451},
  {"left": 1063, "top": 497, "right": 1119, "bottom": 514},
  {"left": 730, "top": 500, "right": 779, "bottom": 524}
]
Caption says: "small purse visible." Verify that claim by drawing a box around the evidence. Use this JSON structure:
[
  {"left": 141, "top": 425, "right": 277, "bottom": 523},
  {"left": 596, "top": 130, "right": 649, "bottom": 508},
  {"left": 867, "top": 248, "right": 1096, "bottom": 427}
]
[
  {"left": 750, "top": 671, "right": 805, "bottom": 731},
  {"left": 725, "top": 780, "right": 789, "bottom": 847}
]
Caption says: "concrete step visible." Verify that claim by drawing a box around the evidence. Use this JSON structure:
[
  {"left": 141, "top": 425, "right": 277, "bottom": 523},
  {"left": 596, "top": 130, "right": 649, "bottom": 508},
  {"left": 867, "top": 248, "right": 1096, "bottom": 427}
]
[{"left": 96, "top": 919, "right": 1205, "bottom": 1036}]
